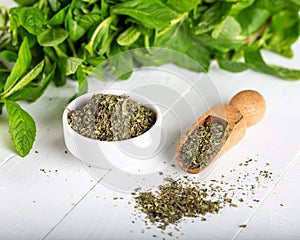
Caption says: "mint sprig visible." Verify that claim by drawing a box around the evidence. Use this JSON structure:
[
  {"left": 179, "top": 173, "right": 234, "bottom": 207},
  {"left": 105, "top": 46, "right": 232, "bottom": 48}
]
[
  {"left": 4, "top": 100, "right": 36, "bottom": 157},
  {"left": 0, "top": 0, "right": 300, "bottom": 156}
]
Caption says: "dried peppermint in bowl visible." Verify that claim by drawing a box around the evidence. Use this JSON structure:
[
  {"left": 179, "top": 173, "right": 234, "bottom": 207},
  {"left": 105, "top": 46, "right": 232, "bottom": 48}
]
[
  {"left": 67, "top": 93, "right": 157, "bottom": 141},
  {"left": 62, "top": 90, "right": 162, "bottom": 170}
]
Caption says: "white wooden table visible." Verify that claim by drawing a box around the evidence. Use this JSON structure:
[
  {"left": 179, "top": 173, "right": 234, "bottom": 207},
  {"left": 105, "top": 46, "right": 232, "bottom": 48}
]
[{"left": 1, "top": 1, "right": 300, "bottom": 238}]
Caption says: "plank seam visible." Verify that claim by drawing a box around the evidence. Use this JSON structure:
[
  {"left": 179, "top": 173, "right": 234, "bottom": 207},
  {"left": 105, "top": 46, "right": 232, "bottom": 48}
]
[
  {"left": 41, "top": 169, "right": 111, "bottom": 240},
  {"left": 231, "top": 150, "right": 300, "bottom": 240},
  {"left": 0, "top": 154, "right": 16, "bottom": 168}
]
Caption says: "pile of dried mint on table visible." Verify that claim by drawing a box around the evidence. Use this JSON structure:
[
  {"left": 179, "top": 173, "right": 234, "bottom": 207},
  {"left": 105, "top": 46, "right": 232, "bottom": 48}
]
[
  {"left": 132, "top": 160, "right": 275, "bottom": 231},
  {"left": 178, "top": 121, "right": 228, "bottom": 170},
  {"left": 67, "top": 94, "right": 156, "bottom": 141},
  {"left": 133, "top": 178, "right": 233, "bottom": 230}
]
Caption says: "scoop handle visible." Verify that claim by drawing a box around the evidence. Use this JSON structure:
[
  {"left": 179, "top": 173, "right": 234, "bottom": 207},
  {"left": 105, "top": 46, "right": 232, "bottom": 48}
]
[
  {"left": 229, "top": 90, "right": 266, "bottom": 127},
  {"left": 212, "top": 90, "right": 266, "bottom": 161},
  {"left": 176, "top": 90, "right": 266, "bottom": 174}
]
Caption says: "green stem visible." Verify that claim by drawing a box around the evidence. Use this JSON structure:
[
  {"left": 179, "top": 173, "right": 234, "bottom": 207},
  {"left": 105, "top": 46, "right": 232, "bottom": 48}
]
[
  {"left": 82, "top": 67, "right": 91, "bottom": 76},
  {"left": 144, "top": 35, "right": 150, "bottom": 51},
  {"left": 68, "top": 39, "right": 77, "bottom": 57},
  {"left": 38, "top": 0, "right": 46, "bottom": 9},
  {"left": 156, "top": 13, "right": 188, "bottom": 39},
  {"left": 243, "top": 19, "right": 270, "bottom": 44},
  {"left": 85, "top": 15, "right": 117, "bottom": 54},
  {"left": 54, "top": 46, "right": 68, "bottom": 58},
  {"left": 170, "top": 12, "right": 188, "bottom": 25}
]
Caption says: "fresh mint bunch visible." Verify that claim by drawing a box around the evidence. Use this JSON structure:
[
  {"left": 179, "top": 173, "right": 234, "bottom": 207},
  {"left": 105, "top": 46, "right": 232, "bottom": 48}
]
[{"left": 0, "top": 0, "right": 299, "bottom": 156}]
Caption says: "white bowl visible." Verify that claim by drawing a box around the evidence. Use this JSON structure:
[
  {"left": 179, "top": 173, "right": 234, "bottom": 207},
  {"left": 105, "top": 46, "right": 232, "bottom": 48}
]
[{"left": 62, "top": 90, "right": 163, "bottom": 170}]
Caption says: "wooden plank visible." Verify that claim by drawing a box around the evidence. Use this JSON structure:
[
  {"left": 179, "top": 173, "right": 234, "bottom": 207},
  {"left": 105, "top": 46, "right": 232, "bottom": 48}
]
[
  {"left": 0, "top": 83, "right": 110, "bottom": 239},
  {"left": 234, "top": 154, "right": 300, "bottom": 240},
  {"left": 0, "top": 153, "right": 109, "bottom": 239}
]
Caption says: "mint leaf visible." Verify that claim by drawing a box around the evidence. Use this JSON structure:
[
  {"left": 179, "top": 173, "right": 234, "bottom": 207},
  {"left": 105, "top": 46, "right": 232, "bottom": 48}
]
[
  {"left": 7, "top": 62, "right": 55, "bottom": 102},
  {"left": 266, "top": 10, "right": 299, "bottom": 58},
  {"left": 236, "top": 6, "right": 270, "bottom": 36},
  {"left": 195, "top": 2, "right": 232, "bottom": 34},
  {"left": 217, "top": 59, "right": 249, "bottom": 73},
  {"left": 2, "top": 60, "right": 44, "bottom": 98},
  {"left": 109, "top": 45, "right": 133, "bottom": 80},
  {"left": 5, "top": 100, "right": 36, "bottom": 157},
  {"left": 212, "top": 16, "right": 242, "bottom": 40},
  {"left": 245, "top": 47, "right": 277, "bottom": 75},
  {"left": 65, "top": 57, "right": 83, "bottom": 76},
  {"left": 270, "top": 65, "right": 300, "bottom": 81},
  {"left": 75, "top": 65, "right": 88, "bottom": 97},
  {"left": 111, "top": 0, "right": 178, "bottom": 29},
  {"left": 0, "top": 63, "right": 9, "bottom": 94},
  {"left": 1, "top": 50, "right": 18, "bottom": 62},
  {"left": 70, "top": 65, "right": 88, "bottom": 101},
  {"left": 245, "top": 47, "right": 300, "bottom": 80},
  {"left": 11, "top": 7, "right": 46, "bottom": 35},
  {"left": 4, "top": 38, "right": 31, "bottom": 92},
  {"left": 117, "top": 26, "right": 141, "bottom": 46},
  {"left": 164, "top": 0, "right": 200, "bottom": 13},
  {"left": 48, "top": 5, "right": 70, "bottom": 26},
  {"left": 37, "top": 28, "right": 69, "bottom": 47}
]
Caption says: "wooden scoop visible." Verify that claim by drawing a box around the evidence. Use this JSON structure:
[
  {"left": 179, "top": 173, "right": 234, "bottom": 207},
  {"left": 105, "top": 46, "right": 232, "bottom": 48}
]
[{"left": 176, "top": 90, "right": 266, "bottom": 174}]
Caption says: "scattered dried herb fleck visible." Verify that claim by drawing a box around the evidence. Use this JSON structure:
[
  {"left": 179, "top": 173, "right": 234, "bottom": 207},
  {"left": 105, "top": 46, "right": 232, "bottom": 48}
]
[
  {"left": 132, "top": 158, "right": 275, "bottom": 233},
  {"left": 68, "top": 94, "right": 156, "bottom": 141},
  {"left": 133, "top": 178, "right": 234, "bottom": 230}
]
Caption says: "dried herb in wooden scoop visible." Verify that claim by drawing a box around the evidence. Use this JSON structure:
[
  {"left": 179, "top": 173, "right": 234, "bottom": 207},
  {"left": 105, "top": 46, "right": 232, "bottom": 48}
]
[{"left": 176, "top": 90, "right": 266, "bottom": 174}]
